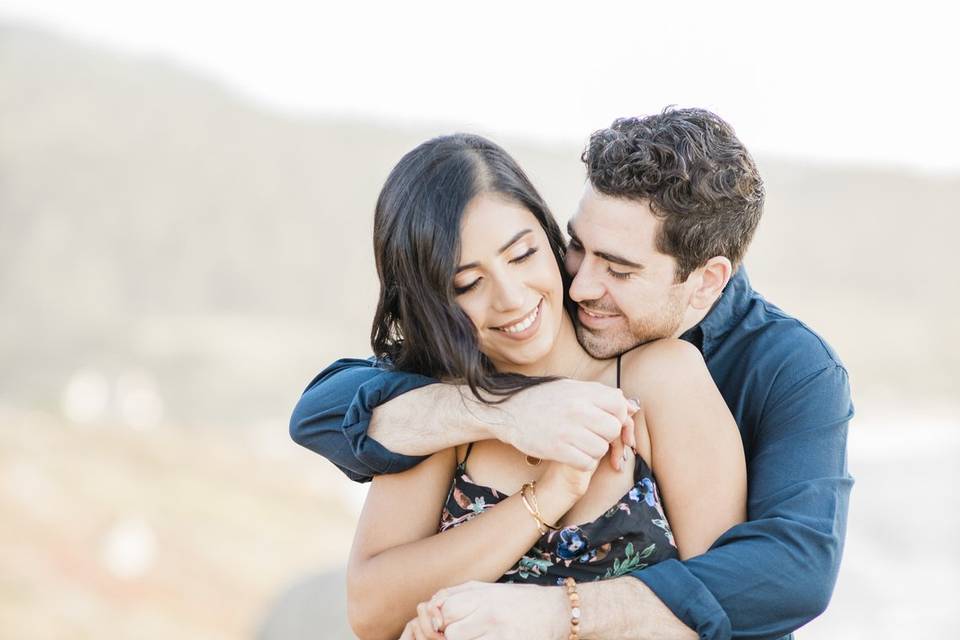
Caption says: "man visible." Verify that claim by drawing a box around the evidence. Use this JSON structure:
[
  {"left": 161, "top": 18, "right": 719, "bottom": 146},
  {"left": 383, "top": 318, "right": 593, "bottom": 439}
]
[{"left": 291, "top": 108, "right": 853, "bottom": 640}]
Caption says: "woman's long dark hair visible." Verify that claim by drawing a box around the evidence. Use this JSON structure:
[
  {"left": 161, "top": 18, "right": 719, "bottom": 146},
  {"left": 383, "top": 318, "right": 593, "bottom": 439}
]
[{"left": 371, "top": 134, "right": 573, "bottom": 403}]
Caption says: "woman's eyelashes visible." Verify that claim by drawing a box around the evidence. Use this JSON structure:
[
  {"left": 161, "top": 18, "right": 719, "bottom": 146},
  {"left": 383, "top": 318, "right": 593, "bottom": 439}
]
[
  {"left": 511, "top": 246, "right": 538, "bottom": 264},
  {"left": 454, "top": 279, "right": 480, "bottom": 295},
  {"left": 454, "top": 246, "right": 540, "bottom": 295}
]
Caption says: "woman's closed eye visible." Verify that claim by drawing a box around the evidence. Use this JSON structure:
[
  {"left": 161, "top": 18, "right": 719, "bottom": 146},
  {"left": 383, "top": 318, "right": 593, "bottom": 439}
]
[
  {"left": 454, "top": 247, "right": 540, "bottom": 295},
  {"left": 510, "top": 247, "right": 538, "bottom": 264},
  {"left": 455, "top": 278, "right": 481, "bottom": 295}
]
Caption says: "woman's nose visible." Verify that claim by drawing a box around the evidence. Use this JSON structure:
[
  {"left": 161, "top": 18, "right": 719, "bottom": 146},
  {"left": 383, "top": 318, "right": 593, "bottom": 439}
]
[{"left": 490, "top": 274, "right": 525, "bottom": 312}]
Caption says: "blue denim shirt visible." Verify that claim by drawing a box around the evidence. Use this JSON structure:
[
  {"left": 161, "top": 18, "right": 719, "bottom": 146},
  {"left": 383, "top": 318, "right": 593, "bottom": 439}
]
[{"left": 290, "top": 268, "right": 853, "bottom": 640}]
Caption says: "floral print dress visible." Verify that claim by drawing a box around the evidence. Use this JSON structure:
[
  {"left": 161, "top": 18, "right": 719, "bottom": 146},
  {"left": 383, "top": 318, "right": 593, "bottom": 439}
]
[{"left": 438, "top": 442, "right": 679, "bottom": 585}]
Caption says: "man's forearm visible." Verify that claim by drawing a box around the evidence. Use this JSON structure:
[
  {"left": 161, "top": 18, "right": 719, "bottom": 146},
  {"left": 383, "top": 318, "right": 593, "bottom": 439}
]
[
  {"left": 368, "top": 383, "right": 510, "bottom": 455},
  {"left": 577, "top": 577, "right": 696, "bottom": 640}
]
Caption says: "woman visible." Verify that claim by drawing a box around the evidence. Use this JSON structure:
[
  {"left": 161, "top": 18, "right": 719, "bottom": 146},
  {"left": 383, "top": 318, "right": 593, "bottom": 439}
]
[{"left": 346, "top": 134, "right": 746, "bottom": 640}]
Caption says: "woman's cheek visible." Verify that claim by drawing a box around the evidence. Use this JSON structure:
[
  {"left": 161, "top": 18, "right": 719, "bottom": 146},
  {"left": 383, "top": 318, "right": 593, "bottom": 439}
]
[{"left": 460, "top": 298, "right": 490, "bottom": 340}]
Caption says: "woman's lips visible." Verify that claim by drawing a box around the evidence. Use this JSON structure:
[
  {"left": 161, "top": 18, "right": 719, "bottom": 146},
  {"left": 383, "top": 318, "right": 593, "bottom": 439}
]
[{"left": 493, "top": 298, "right": 543, "bottom": 340}]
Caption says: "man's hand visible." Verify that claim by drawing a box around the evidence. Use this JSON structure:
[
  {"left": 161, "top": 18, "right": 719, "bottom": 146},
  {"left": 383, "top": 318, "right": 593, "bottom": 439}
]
[
  {"left": 490, "top": 379, "right": 640, "bottom": 472},
  {"left": 417, "top": 578, "right": 698, "bottom": 640},
  {"left": 367, "top": 378, "right": 639, "bottom": 472},
  {"left": 427, "top": 581, "right": 569, "bottom": 640}
]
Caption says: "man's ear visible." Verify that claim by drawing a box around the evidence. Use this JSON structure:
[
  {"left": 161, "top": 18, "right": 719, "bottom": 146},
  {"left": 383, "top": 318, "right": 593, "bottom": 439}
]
[{"left": 689, "top": 257, "right": 732, "bottom": 310}]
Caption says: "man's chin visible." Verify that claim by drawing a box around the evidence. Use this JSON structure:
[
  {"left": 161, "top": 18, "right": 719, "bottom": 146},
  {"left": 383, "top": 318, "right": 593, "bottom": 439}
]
[{"left": 574, "top": 324, "right": 644, "bottom": 360}]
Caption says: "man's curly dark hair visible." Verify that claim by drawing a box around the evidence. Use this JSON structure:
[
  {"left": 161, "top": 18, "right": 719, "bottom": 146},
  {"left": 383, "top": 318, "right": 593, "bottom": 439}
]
[{"left": 582, "top": 107, "right": 765, "bottom": 282}]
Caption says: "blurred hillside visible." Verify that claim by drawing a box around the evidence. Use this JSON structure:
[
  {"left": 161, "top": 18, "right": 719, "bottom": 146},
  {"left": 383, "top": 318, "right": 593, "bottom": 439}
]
[{"left": 2, "top": 24, "right": 957, "bottom": 430}]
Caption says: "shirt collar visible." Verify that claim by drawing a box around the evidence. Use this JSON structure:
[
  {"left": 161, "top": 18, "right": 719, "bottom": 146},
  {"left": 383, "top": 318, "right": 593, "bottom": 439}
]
[{"left": 680, "top": 266, "right": 754, "bottom": 358}]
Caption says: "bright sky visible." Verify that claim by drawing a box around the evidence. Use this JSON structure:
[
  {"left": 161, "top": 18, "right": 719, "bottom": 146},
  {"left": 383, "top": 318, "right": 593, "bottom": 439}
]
[{"left": 3, "top": 0, "right": 958, "bottom": 173}]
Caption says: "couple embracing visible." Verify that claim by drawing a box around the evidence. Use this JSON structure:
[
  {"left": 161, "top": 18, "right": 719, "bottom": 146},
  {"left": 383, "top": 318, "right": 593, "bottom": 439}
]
[{"left": 291, "top": 108, "right": 853, "bottom": 640}]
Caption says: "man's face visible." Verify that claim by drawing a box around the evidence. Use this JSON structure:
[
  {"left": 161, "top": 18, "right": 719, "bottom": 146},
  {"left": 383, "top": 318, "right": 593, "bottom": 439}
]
[{"left": 565, "top": 184, "right": 693, "bottom": 359}]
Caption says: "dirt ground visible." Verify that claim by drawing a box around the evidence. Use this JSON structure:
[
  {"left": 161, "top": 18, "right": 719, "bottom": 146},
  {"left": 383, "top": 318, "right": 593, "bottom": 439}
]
[{"left": 3, "top": 401, "right": 956, "bottom": 639}]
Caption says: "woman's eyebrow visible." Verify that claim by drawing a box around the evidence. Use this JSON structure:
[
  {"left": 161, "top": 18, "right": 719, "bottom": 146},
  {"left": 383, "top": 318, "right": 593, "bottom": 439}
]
[
  {"left": 497, "top": 229, "right": 532, "bottom": 253},
  {"left": 457, "top": 229, "right": 533, "bottom": 272}
]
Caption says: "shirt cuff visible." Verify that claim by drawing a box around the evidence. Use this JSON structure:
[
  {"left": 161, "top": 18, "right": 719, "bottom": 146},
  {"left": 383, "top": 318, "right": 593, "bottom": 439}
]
[
  {"left": 342, "top": 369, "right": 437, "bottom": 475},
  {"left": 632, "top": 559, "right": 732, "bottom": 640}
]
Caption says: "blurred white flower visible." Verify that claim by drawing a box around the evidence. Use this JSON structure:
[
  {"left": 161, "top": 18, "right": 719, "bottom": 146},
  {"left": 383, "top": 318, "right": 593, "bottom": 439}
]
[
  {"left": 115, "top": 370, "right": 164, "bottom": 430},
  {"left": 100, "top": 517, "right": 157, "bottom": 580},
  {"left": 61, "top": 368, "right": 110, "bottom": 425}
]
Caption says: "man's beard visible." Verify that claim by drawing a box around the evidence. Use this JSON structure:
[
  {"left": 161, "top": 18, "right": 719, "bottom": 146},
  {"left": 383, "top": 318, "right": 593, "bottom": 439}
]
[{"left": 574, "top": 291, "right": 686, "bottom": 360}]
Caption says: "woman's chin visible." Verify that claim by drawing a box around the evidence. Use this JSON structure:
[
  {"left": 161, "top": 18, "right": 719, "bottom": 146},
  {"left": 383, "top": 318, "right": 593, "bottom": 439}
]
[{"left": 485, "top": 330, "right": 556, "bottom": 372}]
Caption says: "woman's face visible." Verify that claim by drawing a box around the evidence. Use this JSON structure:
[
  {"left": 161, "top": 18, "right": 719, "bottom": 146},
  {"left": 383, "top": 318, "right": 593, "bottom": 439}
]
[{"left": 453, "top": 192, "right": 565, "bottom": 373}]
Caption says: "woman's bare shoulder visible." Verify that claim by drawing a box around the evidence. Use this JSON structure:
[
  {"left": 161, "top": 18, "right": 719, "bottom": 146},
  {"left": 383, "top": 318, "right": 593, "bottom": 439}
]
[{"left": 619, "top": 338, "right": 705, "bottom": 382}]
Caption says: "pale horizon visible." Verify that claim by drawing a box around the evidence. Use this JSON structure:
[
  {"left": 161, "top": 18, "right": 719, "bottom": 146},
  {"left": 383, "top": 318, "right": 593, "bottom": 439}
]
[{"left": 3, "top": 0, "right": 958, "bottom": 175}]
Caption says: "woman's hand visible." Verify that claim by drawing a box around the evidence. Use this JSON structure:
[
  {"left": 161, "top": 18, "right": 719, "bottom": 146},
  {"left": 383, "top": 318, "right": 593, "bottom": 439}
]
[
  {"left": 539, "top": 457, "right": 598, "bottom": 501},
  {"left": 398, "top": 600, "right": 445, "bottom": 640}
]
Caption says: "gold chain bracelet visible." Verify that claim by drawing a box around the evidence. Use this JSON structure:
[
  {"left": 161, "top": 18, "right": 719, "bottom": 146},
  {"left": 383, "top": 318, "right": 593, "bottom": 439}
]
[{"left": 519, "top": 481, "right": 560, "bottom": 535}]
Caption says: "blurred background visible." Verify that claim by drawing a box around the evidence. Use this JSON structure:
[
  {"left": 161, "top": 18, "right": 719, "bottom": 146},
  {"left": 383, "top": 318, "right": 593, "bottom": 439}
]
[{"left": 1, "top": 1, "right": 958, "bottom": 638}]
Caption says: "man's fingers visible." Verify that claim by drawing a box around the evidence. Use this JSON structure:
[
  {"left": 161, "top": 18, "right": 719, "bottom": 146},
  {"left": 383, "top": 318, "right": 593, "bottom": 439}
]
[
  {"left": 586, "top": 407, "right": 624, "bottom": 443},
  {"left": 572, "top": 428, "right": 610, "bottom": 460},
  {"left": 436, "top": 585, "right": 484, "bottom": 626},
  {"left": 434, "top": 580, "right": 483, "bottom": 600},
  {"left": 442, "top": 617, "right": 485, "bottom": 640},
  {"left": 557, "top": 444, "right": 596, "bottom": 471},
  {"left": 589, "top": 385, "right": 631, "bottom": 424}
]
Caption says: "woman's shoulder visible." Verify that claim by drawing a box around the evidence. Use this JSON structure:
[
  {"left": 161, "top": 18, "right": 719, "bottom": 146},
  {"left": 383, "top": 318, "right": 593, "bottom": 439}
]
[
  {"left": 584, "top": 339, "right": 704, "bottom": 391},
  {"left": 618, "top": 338, "right": 705, "bottom": 381}
]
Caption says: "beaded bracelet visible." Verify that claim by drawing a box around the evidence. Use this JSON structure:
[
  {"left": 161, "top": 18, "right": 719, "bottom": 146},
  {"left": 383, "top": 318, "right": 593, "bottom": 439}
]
[{"left": 564, "top": 577, "right": 581, "bottom": 640}]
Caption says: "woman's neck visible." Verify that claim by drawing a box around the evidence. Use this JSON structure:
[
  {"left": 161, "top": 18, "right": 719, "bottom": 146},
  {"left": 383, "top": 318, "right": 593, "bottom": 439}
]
[{"left": 501, "top": 310, "right": 599, "bottom": 380}]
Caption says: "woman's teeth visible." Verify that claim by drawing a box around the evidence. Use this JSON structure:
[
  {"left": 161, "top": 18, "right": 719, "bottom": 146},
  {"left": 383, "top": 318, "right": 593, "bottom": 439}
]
[{"left": 500, "top": 302, "right": 540, "bottom": 333}]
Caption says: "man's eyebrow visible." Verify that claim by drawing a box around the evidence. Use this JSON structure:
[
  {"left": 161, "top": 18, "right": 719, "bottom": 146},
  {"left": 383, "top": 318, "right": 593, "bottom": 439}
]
[
  {"left": 456, "top": 229, "right": 533, "bottom": 273},
  {"left": 595, "top": 251, "right": 644, "bottom": 270},
  {"left": 567, "top": 222, "right": 643, "bottom": 270}
]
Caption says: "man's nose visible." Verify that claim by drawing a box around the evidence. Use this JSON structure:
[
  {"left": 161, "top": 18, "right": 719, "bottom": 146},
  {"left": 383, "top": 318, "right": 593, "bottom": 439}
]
[{"left": 568, "top": 262, "right": 605, "bottom": 303}]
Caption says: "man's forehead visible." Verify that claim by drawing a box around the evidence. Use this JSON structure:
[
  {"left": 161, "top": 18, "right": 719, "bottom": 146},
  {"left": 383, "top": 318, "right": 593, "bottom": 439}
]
[{"left": 570, "top": 190, "right": 659, "bottom": 251}]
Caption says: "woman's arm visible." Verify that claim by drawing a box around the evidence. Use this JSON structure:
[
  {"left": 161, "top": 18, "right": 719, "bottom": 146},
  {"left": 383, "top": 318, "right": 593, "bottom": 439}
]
[
  {"left": 622, "top": 339, "right": 747, "bottom": 560},
  {"left": 346, "top": 446, "right": 584, "bottom": 640}
]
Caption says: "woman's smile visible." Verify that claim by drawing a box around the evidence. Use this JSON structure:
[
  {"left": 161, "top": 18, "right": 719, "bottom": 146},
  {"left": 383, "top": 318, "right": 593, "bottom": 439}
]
[{"left": 492, "top": 298, "right": 544, "bottom": 340}]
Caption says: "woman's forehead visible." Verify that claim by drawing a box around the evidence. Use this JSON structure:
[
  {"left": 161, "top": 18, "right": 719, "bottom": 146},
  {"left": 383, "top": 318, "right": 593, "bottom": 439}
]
[{"left": 459, "top": 193, "right": 542, "bottom": 251}]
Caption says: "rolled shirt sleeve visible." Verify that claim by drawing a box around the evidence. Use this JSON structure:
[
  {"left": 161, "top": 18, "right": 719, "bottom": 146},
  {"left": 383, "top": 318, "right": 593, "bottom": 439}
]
[
  {"left": 289, "top": 357, "right": 437, "bottom": 482},
  {"left": 634, "top": 364, "right": 854, "bottom": 640}
]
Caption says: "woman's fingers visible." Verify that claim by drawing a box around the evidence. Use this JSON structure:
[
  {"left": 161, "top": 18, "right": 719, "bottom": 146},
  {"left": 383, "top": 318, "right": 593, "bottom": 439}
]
[
  {"left": 608, "top": 432, "right": 624, "bottom": 472},
  {"left": 415, "top": 602, "right": 444, "bottom": 639},
  {"left": 427, "top": 598, "right": 445, "bottom": 633}
]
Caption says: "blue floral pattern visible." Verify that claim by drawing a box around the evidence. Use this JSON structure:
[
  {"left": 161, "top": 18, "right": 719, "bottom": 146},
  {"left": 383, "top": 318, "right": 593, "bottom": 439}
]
[{"left": 439, "top": 455, "right": 678, "bottom": 585}]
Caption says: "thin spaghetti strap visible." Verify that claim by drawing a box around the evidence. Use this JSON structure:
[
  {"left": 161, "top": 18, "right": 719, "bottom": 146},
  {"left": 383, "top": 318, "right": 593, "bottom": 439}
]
[
  {"left": 616, "top": 353, "right": 623, "bottom": 389},
  {"left": 459, "top": 442, "right": 475, "bottom": 466}
]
